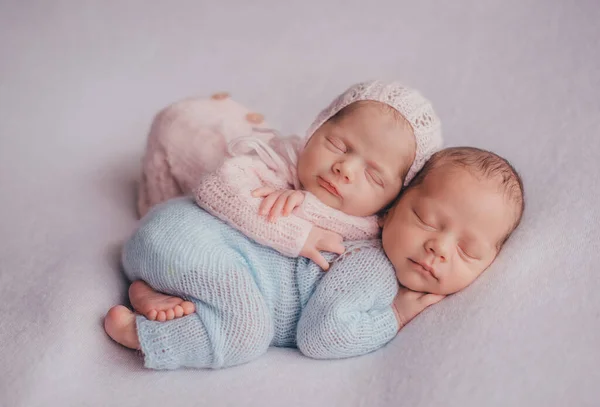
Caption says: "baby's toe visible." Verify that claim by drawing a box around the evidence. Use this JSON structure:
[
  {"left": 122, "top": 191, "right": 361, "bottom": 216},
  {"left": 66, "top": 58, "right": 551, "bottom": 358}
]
[
  {"left": 174, "top": 305, "right": 184, "bottom": 318},
  {"left": 166, "top": 309, "right": 175, "bottom": 320},
  {"left": 148, "top": 309, "right": 158, "bottom": 321},
  {"left": 181, "top": 301, "right": 195, "bottom": 315},
  {"left": 157, "top": 311, "right": 167, "bottom": 322}
]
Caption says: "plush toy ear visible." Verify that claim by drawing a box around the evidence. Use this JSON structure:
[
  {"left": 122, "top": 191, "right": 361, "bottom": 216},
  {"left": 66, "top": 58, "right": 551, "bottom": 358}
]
[
  {"left": 211, "top": 90, "right": 265, "bottom": 124},
  {"left": 139, "top": 92, "right": 272, "bottom": 216},
  {"left": 245, "top": 112, "right": 265, "bottom": 125},
  {"left": 200, "top": 92, "right": 272, "bottom": 144},
  {"left": 210, "top": 92, "right": 230, "bottom": 100}
]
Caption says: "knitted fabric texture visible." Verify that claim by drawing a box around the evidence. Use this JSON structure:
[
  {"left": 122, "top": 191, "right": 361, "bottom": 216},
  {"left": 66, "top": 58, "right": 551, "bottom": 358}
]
[
  {"left": 137, "top": 81, "right": 442, "bottom": 218},
  {"left": 194, "top": 152, "right": 380, "bottom": 257},
  {"left": 122, "top": 198, "right": 399, "bottom": 369},
  {"left": 228, "top": 131, "right": 304, "bottom": 189},
  {"left": 137, "top": 96, "right": 274, "bottom": 218},
  {"left": 305, "top": 80, "right": 443, "bottom": 185}
]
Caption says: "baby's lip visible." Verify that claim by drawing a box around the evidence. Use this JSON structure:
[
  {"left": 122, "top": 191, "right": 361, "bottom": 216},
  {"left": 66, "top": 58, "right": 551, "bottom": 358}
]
[
  {"left": 409, "top": 258, "right": 439, "bottom": 280},
  {"left": 317, "top": 176, "right": 341, "bottom": 198}
]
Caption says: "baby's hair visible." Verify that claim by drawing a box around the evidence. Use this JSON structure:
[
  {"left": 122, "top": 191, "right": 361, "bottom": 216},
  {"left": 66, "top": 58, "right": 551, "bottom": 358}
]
[{"left": 408, "top": 147, "right": 525, "bottom": 247}]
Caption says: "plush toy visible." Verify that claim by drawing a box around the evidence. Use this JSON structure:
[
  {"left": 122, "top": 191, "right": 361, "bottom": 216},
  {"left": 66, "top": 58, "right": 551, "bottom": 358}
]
[{"left": 137, "top": 92, "right": 274, "bottom": 218}]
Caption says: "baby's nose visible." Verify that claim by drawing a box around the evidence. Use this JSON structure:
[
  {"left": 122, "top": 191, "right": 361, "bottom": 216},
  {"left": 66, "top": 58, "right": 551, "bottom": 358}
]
[
  {"left": 334, "top": 159, "right": 359, "bottom": 183},
  {"left": 426, "top": 238, "right": 450, "bottom": 262},
  {"left": 334, "top": 164, "right": 351, "bottom": 182}
]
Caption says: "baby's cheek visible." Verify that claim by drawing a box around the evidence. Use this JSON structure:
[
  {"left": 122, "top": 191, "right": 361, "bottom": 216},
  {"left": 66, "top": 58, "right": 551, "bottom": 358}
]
[
  {"left": 399, "top": 226, "right": 422, "bottom": 253},
  {"left": 442, "top": 266, "right": 475, "bottom": 294},
  {"left": 385, "top": 233, "right": 407, "bottom": 260},
  {"left": 361, "top": 190, "right": 387, "bottom": 214},
  {"left": 296, "top": 158, "right": 314, "bottom": 185}
]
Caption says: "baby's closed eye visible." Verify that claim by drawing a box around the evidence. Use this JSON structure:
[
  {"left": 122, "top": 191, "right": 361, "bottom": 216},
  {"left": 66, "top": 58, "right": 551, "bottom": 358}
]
[
  {"left": 366, "top": 169, "right": 384, "bottom": 187},
  {"left": 326, "top": 137, "right": 346, "bottom": 152},
  {"left": 413, "top": 209, "right": 436, "bottom": 230}
]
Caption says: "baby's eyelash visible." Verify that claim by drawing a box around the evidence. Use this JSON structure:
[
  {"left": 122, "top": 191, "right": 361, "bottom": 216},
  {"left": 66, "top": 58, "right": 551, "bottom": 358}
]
[
  {"left": 367, "top": 170, "right": 384, "bottom": 187},
  {"left": 458, "top": 245, "right": 479, "bottom": 260},
  {"left": 413, "top": 210, "right": 435, "bottom": 230},
  {"left": 327, "top": 138, "right": 346, "bottom": 152}
]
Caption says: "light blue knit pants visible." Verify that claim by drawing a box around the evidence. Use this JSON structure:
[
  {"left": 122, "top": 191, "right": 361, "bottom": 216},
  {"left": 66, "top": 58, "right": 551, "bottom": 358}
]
[{"left": 122, "top": 198, "right": 279, "bottom": 369}]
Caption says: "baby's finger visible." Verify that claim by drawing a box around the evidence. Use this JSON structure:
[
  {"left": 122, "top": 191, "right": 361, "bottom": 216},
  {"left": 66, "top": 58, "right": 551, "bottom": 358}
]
[
  {"left": 397, "top": 286, "right": 410, "bottom": 295},
  {"left": 321, "top": 231, "right": 345, "bottom": 253},
  {"left": 283, "top": 192, "right": 304, "bottom": 216},
  {"left": 320, "top": 239, "right": 345, "bottom": 255},
  {"left": 259, "top": 192, "right": 280, "bottom": 216},
  {"left": 401, "top": 288, "right": 423, "bottom": 299},
  {"left": 307, "top": 249, "right": 330, "bottom": 271},
  {"left": 252, "top": 186, "right": 276, "bottom": 198},
  {"left": 421, "top": 294, "right": 446, "bottom": 307},
  {"left": 269, "top": 191, "right": 293, "bottom": 222}
]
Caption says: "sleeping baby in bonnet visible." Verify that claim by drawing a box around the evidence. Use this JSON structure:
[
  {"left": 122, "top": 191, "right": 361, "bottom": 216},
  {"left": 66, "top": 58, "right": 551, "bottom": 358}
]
[
  {"left": 104, "top": 82, "right": 524, "bottom": 369},
  {"left": 124, "top": 80, "right": 441, "bottom": 320}
]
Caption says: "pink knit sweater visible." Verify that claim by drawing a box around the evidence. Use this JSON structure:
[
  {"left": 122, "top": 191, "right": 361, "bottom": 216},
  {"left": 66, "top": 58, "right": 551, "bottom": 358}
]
[{"left": 194, "top": 137, "right": 380, "bottom": 258}]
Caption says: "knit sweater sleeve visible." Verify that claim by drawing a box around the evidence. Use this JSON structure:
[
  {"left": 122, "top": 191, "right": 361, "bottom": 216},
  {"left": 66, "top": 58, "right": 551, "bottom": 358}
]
[
  {"left": 194, "top": 155, "right": 313, "bottom": 257},
  {"left": 296, "top": 241, "right": 400, "bottom": 359},
  {"left": 294, "top": 193, "right": 381, "bottom": 240}
]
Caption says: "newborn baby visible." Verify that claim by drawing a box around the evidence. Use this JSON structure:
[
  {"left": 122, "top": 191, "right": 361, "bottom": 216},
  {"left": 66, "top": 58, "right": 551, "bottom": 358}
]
[
  {"left": 104, "top": 147, "right": 524, "bottom": 369},
  {"left": 194, "top": 80, "right": 442, "bottom": 271},
  {"left": 128, "top": 80, "right": 442, "bottom": 322}
]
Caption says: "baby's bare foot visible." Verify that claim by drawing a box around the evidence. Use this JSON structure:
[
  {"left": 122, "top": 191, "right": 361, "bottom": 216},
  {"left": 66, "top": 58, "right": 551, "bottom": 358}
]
[
  {"left": 129, "top": 280, "right": 195, "bottom": 321},
  {"left": 104, "top": 305, "right": 140, "bottom": 350}
]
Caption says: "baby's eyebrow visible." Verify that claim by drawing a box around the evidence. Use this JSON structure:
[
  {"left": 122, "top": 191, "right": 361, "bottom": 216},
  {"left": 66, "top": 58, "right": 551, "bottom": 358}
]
[
  {"left": 368, "top": 160, "right": 383, "bottom": 174},
  {"left": 461, "top": 231, "right": 482, "bottom": 245}
]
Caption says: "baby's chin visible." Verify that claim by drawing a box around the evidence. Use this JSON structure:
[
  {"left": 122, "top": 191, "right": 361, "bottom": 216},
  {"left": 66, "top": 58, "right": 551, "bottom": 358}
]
[
  {"left": 395, "top": 269, "right": 443, "bottom": 294},
  {"left": 304, "top": 185, "right": 340, "bottom": 209},
  {"left": 304, "top": 183, "right": 376, "bottom": 217}
]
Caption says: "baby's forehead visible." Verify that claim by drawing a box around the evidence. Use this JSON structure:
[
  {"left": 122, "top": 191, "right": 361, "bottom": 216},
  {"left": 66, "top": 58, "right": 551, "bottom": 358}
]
[
  {"left": 422, "top": 164, "right": 506, "bottom": 197},
  {"left": 338, "top": 100, "right": 409, "bottom": 128},
  {"left": 420, "top": 165, "right": 516, "bottom": 230},
  {"left": 334, "top": 104, "right": 415, "bottom": 174}
]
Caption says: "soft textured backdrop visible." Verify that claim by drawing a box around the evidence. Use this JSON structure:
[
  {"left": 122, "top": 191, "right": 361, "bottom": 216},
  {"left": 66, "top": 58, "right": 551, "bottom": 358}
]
[{"left": 1, "top": 1, "right": 598, "bottom": 406}]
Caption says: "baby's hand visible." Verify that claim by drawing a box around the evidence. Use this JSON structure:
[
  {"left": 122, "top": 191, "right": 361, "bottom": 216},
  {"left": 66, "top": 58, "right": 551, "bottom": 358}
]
[
  {"left": 300, "top": 226, "right": 345, "bottom": 271},
  {"left": 392, "top": 287, "right": 445, "bottom": 330},
  {"left": 252, "top": 186, "right": 305, "bottom": 223}
]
